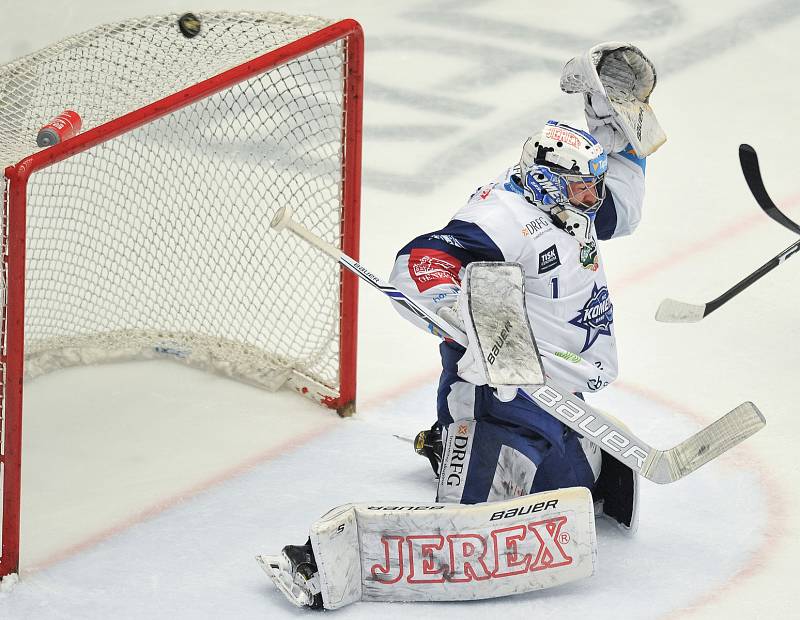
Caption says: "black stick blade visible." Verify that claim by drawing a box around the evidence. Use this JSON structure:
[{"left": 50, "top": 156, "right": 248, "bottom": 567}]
[{"left": 740, "top": 144, "right": 800, "bottom": 235}]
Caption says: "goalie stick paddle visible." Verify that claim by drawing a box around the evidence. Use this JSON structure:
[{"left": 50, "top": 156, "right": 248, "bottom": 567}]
[
  {"left": 656, "top": 144, "right": 800, "bottom": 323},
  {"left": 272, "top": 206, "right": 765, "bottom": 483}
]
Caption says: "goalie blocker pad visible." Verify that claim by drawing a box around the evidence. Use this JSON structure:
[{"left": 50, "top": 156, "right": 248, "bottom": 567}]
[
  {"left": 462, "top": 261, "right": 545, "bottom": 388},
  {"left": 302, "top": 487, "right": 596, "bottom": 609}
]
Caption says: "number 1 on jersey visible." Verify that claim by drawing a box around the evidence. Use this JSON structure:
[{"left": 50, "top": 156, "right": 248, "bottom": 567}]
[{"left": 550, "top": 277, "right": 559, "bottom": 299}]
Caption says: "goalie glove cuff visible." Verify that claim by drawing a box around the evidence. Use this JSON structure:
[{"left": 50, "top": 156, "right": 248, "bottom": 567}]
[{"left": 584, "top": 93, "right": 630, "bottom": 154}]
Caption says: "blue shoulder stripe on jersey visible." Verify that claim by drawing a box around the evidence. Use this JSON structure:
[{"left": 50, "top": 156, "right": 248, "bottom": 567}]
[
  {"left": 397, "top": 219, "right": 505, "bottom": 263},
  {"left": 594, "top": 190, "right": 618, "bottom": 241},
  {"left": 618, "top": 144, "right": 647, "bottom": 173}
]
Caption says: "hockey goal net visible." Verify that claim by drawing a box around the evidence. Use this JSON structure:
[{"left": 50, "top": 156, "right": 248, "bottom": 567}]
[{"left": 0, "top": 12, "right": 362, "bottom": 578}]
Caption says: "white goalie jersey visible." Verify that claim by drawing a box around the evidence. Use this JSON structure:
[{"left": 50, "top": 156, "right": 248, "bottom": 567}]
[{"left": 389, "top": 151, "right": 646, "bottom": 395}]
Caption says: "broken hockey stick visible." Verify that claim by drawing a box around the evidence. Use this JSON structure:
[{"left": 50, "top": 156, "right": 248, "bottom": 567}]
[
  {"left": 656, "top": 144, "right": 800, "bottom": 323},
  {"left": 271, "top": 206, "right": 765, "bottom": 484}
]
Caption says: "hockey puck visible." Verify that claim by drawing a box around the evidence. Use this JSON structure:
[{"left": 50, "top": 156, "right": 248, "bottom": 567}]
[{"left": 178, "top": 13, "right": 202, "bottom": 39}]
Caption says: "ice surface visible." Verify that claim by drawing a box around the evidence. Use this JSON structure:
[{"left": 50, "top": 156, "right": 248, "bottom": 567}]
[{"left": 1, "top": 0, "right": 799, "bottom": 618}]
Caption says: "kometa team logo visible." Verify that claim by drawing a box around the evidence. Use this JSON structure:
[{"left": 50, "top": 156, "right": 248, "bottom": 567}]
[{"left": 569, "top": 284, "right": 613, "bottom": 352}]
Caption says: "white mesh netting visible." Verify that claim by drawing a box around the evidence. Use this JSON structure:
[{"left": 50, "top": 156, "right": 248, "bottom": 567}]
[{"left": 0, "top": 11, "right": 355, "bottom": 400}]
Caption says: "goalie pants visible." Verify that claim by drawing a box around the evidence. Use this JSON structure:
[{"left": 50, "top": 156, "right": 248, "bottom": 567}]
[{"left": 436, "top": 342, "right": 596, "bottom": 504}]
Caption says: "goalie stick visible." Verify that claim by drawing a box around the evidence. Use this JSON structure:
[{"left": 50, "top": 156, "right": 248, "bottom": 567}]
[
  {"left": 272, "top": 207, "right": 765, "bottom": 484},
  {"left": 740, "top": 143, "right": 800, "bottom": 235},
  {"left": 656, "top": 239, "right": 800, "bottom": 322},
  {"left": 656, "top": 144, "right": 800, "bottom": 323}
]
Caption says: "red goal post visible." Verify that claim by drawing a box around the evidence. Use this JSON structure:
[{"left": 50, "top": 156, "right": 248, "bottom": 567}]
[{"left": 0, "top": 12, "right": 363, "bottom": 579}]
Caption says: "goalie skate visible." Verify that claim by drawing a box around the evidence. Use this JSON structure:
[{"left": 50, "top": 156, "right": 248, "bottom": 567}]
[{"left": 256, "top": 544, "right": 323, "bottom": 609}]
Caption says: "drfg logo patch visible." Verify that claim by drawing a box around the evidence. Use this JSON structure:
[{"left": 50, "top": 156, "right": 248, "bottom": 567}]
[
  {"left": 569, "top": 284, "right": 613, "bottom": 352},
  {"left": 442, "top": 423, "right": 472, "bottom": 488},
  {"left": 436, "top": 420, "right": 476, "bottom": 504}
]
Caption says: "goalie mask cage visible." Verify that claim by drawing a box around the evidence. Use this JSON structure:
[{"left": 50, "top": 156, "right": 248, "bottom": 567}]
[{"left": 0, "top": 12, "right": 363, "bottom": 578}]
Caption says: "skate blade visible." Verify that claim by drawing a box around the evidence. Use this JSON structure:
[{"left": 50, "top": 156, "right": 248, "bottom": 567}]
[{"left": 255, "top": 554, "right": 313, "bottom": 608}]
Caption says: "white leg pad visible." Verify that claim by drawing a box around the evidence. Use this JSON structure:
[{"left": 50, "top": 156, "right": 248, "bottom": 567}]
[{"left": 309, "top": 487, "right": 597, "bottom": 609}]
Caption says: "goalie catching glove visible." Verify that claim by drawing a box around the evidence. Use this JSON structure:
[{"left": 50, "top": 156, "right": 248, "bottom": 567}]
[
  {"left": 560, "top": 42, "right": 666, "bottom": 157},
  {"left": 436, "top": 262, "right": 545, "bottom": 402}
]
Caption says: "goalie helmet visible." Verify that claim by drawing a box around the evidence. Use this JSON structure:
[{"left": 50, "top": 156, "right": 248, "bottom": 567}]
[{"left": 519, "top": 121, "right": 608, "bottom": 242}]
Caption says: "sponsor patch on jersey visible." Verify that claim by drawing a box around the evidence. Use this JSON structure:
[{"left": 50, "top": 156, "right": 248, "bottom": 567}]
[
  {"left": 469, "top": 182, "right": 498, "bottom": 201},
  {"left": 522, "top": 216, "right": 550, "bottom": 238},
  {"left": 538, "top": 244, "right": 561, "bottom": 273},
  {"left": 569, "top": 284, "right": 614, "bottom": 353},
  {"left": 579, "top": 240, "right": 599, "bottom": 271},
  {"left": 437, "top": 419, "right": 475, "bottom": 502},
  {"left": 587, "top": 376, "right": 609, "bottom": 391},
  {"left": 407, "top": 248, "right": 461, "bottom": 292},
  {"left": 554, "top": 351, "right": 582, "bottom": 364}
]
